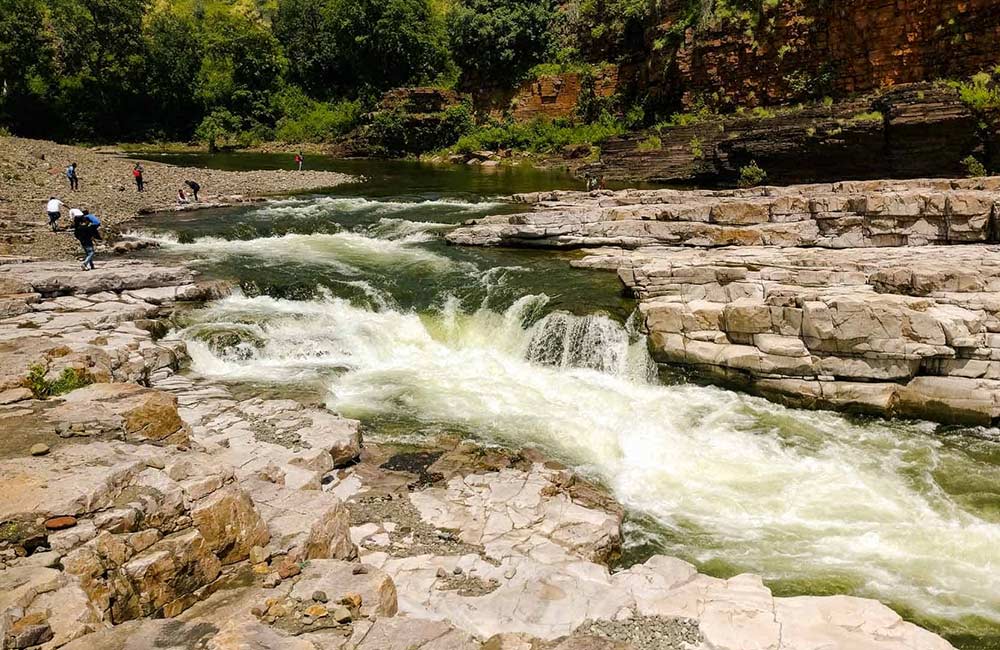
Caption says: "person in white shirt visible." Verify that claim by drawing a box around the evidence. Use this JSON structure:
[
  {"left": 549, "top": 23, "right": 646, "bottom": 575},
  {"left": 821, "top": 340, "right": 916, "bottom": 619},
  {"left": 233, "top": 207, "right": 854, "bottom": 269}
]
[{"left": 46, "top": 197, "right": 65, "bottom": 232}]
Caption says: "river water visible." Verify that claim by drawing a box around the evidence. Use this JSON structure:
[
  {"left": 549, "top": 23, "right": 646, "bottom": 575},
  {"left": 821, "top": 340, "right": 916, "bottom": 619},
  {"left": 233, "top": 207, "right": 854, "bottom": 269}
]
[{"left": 135, "top": 154, "right": 1000, "bottom": 649}]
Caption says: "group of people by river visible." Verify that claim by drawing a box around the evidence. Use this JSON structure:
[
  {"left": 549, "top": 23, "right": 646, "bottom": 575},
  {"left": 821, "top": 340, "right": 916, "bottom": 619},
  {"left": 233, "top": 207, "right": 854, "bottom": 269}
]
[{"left": 48, "top": 160, "right": 204, "bottom": 270}]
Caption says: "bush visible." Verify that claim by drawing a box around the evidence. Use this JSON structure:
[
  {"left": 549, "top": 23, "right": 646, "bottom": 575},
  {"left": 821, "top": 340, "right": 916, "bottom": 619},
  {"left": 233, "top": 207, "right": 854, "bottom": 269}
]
[
  {"left": 23, "top": 364, "right": 92, "bottom": 399},
  {"left": 953, "top": 72, "right": 1000, "bottom": 112},
  {"left": 194, "top": 109, "right": 245, "bottom": 151},
  {"left": 637, "top": 135, "right": 662, "bottom": 151},
  {"left": 275, "top": 99, "right": 363, "bottom": 143},
  {"left": 368, "top": 101, "right": 475, "bottom": 155},
  {"left": 449, "top": 114, "right": 625, "bottom": 155},
  {"left": 738, "top": 160, "right": 768, "bottom": 187},
  {"left": 962, "top": 155, "right": 988, "bottom": 178}
]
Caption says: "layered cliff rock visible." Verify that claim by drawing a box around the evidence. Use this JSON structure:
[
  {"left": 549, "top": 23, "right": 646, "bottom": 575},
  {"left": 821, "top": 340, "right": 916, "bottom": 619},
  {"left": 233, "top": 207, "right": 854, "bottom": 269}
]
[{"left": 448, "top": 177, "right": 1000, "bottom": 425}]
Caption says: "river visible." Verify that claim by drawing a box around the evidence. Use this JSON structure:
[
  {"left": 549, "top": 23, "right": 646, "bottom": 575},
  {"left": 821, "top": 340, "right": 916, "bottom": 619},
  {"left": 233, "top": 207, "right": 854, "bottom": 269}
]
[{"left": 133, "top": 153, "right": 1000, "bottom": 649}]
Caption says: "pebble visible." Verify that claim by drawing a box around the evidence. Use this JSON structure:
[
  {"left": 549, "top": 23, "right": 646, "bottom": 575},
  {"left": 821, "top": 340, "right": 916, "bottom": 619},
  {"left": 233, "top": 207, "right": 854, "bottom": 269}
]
[
  {"left": 262, "top": 574, "right": 282, "bottom": 589},
  {"left": 29, "top": 443, "right": 50, "bottom": 456},
  {"left": 436, "top": 567, "right": 448, "bottom": 578},
  {"left": 331, "top": 606, "right": 353, "bottom": 624},
  {"left": 352, "top": 564, "right": 368, "bottom": 575},
  {"left": 312, "top": 590, "right": 328, "bottom": 603},
  {"left": 453, "top": 566, "right": 463, "bottom": 575},
  {"left": 144, "top": 457, "right": 165, "bottom": 470},
  {"left": 43, "top": 515, "right": 77, "bottom": 531}
]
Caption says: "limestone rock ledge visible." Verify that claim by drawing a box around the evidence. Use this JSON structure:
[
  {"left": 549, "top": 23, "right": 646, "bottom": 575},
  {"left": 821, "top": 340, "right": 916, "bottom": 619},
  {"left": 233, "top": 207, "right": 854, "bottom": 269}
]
[
  {"left": 0, "top": 258, "right": 955, "bottom": 650},
  {"left": 449, "top": 178, "right": 1000, "bottom": 424}
]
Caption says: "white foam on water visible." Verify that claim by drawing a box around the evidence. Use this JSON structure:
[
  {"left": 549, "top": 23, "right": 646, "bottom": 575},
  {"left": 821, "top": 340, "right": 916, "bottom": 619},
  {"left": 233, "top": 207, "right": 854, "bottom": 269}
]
[
  {"left": 178, "top": 292, "right": 1000, "bottom": 630},
  {"left": 139, "top": 230, "right": 454, "bottom": 273},
  {"left": 251, "top": 196, "right": 505, "bottom": 220}
]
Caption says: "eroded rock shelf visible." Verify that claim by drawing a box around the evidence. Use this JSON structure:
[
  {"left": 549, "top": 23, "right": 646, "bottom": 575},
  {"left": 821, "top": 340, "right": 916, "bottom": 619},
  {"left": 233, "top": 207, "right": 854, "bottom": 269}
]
[
  {"left": 0, "top": 259, "right": 956, "bottom": 649},
  {"left": 448, "top": 177, "right": 1000, "bottom": 425}
]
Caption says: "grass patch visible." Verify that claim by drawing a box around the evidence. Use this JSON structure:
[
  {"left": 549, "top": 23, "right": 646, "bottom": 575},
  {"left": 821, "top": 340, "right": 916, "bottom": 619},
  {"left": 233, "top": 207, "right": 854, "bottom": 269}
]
[
  {"left": 847, "top": 111, "right": 884, "bottom": 124},
  {"left": 23, "top": 364, "right": 93, "bottom": 399},
  {"left": 637, "top": 135, "right": 663, "bottom": 152}
]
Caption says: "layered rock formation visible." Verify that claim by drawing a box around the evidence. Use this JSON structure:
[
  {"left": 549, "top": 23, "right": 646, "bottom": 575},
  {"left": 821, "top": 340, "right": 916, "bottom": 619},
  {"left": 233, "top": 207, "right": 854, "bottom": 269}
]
[
  {"left": 594, "top": 83, "right": 989, "bottom": 184},
  {"left": 0, "top": 257, "right": 957, "bottom": 649},
  {"left": 449, "top": 177, "right": 1000, "bottom": 425}
]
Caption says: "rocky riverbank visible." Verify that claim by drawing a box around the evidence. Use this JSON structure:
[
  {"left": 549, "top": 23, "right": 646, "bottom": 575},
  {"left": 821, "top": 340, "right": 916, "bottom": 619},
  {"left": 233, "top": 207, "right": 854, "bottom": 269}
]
[
  {"left": 448, "top": 177, "right": 1000, "bottom": 426},
  {"left": 0, "top": 136, "right": 354, "bottom": 260},
  {"left": 0, "top": 257, "right": 956, "bottom": 650}
]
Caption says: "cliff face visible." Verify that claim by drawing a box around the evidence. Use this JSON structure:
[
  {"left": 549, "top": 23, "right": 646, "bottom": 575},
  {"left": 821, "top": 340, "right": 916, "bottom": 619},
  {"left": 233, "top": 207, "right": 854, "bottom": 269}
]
[
  {"left": 595, "top": 82, "right": 990, "bottom": 185},
  {"left": 658, "top": 0, "right": 1000, "bottom": 110}
]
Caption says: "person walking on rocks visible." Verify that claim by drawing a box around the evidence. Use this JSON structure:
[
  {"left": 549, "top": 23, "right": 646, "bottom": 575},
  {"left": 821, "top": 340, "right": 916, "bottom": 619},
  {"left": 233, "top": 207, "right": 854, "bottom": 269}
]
[
  {"left": 66, "top": 162, "right": 79, "bottom": 191},
  {"left": 185, "top": 179, "right": 200, "bottom": 202},
  {"left": 133, "top": 163, "right": 145, "bottom": 192},
  {"left": 45, "top": 196, "right": 65, "bottom": 231},
  {"left": 295, "top": 151, "right": 304, "bottom": 171},
  {"left": 73, "top": 210, "right": 101, "bottom": 270}
]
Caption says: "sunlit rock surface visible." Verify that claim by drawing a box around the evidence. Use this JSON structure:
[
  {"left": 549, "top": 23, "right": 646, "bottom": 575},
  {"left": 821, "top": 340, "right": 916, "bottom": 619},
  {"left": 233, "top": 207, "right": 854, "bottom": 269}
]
[{"left": 449, "top": 178, "right": 1000, "bottom": 424}]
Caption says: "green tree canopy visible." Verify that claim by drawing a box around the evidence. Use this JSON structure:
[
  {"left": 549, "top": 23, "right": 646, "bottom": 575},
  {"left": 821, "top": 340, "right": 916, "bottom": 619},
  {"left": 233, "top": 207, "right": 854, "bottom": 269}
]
[
  {"left": 447, "top": 0, "right": 556, "bottom": 86},
  {"left": 275, "top": 0, "right": 450, "bottom": 100}
]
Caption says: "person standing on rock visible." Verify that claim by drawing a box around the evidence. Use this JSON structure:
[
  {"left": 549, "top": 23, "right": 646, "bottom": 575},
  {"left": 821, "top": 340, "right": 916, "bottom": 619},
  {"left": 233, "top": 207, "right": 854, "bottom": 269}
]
[
  {"left": 133, "top": 163, "right": 145, "bottom": 192},
  {"left": 66, "top": 162, "right": 78, "bottom": 191},
  {"left": 295, "top": 151, "right": 304, "bottom": 171},
  {"left": 45, "top": 196, "right": 65, "bottom": 231},
  {"left": 185, "top": 179, "right": 200, "bottom": 202},
  {"left": 73, "top": 210, "right": 101, "bottom": 270}
]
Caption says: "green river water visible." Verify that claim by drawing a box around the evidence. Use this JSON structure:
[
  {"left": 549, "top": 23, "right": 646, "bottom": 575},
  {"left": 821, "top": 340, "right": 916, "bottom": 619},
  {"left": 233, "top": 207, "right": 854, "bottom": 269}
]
[{"left": 133, "top": 153, "right": 1000, "bottom": 649}]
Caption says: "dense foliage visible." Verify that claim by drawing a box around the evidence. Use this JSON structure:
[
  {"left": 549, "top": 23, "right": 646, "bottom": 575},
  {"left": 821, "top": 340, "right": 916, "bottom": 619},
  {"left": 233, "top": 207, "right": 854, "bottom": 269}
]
[
  {"left": 0, "top": 0, "right": 659, "bottom": 147},
  {"left": 447, "top": 0, "right": 556, "bottom": 85}
]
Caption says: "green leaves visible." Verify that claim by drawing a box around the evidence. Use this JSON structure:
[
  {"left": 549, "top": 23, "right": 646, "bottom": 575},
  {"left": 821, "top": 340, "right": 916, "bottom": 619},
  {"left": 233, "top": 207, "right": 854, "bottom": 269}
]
[{"left": 447, "top": 0, "right": 556, "bottom": 85}]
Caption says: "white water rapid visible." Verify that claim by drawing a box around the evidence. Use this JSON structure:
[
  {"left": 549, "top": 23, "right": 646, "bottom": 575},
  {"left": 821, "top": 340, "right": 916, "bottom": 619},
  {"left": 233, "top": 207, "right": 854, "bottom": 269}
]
[{"left": 155, "top": 194, "right": 1000, "bottom": 640}]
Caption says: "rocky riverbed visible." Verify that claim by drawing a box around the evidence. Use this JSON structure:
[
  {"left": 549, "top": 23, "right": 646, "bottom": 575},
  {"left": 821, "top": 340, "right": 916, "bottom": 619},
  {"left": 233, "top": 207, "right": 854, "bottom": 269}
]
[
  {"left": 448, "top": 178, "right": 1000, "bottom": 425},
  {"left": 0, "top": 258, "right": 957, "bottom": 650}
]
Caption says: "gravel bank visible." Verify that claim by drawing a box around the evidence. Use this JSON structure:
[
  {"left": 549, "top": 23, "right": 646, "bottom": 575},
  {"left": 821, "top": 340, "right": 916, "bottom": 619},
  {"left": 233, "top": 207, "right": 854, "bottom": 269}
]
[{"left": 0, "top": 136, "right": 355, "bottom": 260}]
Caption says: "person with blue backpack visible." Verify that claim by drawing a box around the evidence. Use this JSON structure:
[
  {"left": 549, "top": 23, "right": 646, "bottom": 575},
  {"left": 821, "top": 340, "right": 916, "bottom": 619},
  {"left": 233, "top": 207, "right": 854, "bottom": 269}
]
[{"left": 73, "top": 210, "right": 101, "bottom": 270}]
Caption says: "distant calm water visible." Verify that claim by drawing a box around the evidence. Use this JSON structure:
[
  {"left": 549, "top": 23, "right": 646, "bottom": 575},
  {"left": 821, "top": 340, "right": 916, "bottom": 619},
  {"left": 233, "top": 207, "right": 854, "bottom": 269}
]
[{"left": 134, "top": 154, "right": 1000, "bottom": 650}]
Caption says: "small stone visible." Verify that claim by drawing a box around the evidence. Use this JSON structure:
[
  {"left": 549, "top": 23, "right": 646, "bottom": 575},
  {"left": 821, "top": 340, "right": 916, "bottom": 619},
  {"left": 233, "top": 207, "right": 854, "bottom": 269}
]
[
  {"left": 453, "top": 566, "right": 463, "bottom": 575},
  {"left": 263, "top": 573, "right": 282, "bottom": 589},
  {"left": 144, "top": 457, "right": 165, "bottom": 470},
  {"left": 503, "top": 568, "right": 517, "bottom": 580},
  {"left": 312, "top": 590, "right": 328, "bottom": 603},
  {"left": 331, "top": 606, "right": 352, "bottom": 624},
  {"left": 436, "top": 567, "right": 448, "bottom": 579},
  {"left": 276, "top": 559, "right": 301, "bottom": 579},
  {"left": 30, "top": 444, "right": 50, "bottom": 456},
  {"left": 301, "top": 615, "right": 313, "bottom": 625},
  {"left": 305, "top": 604, "right": 328, "bottom": 618},
  {"left": 340, "top": 593, "right": 362, "bottom": 610},
  {"left": 351, "top": 564, "right": 368, "bottom": 575},
  {"left": 249, "top": 545, "right": 269, "bottom": 565},
  {"left": 252, "top": 563, "right": 270, "bottom": 575},
  {"left": 251, "top": 606, "right": 265, "bottom": 617},
  {"left": 44, "top": 515, "right": 77, "bottom": 531}
]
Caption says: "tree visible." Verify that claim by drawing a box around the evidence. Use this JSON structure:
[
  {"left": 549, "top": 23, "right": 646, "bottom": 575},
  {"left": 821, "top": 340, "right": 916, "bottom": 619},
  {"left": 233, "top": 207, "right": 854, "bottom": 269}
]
[
  {"left": 0, "top": 0, "right": 55, "bottom": 135},
  {"left": 196, "top": 12, "right": 286, "bottom": 124},
  {"left": 142, "top": 11, "right": 204, "bottom": 139},
  {"left": 47, "top": 0, "right": 151, "bottom": 138},
  {"left": 447, "top": 0, "right": 555, "bottom": 86},
  {"left": 275, "top": 0, "right": 450, "bottom": 99}
]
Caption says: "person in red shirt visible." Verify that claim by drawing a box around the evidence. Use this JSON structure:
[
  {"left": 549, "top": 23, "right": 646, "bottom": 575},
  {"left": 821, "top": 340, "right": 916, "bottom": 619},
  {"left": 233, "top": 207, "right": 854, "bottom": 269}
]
[{"left": 133, "top": 163, "right": 145, "bottom": 192}]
